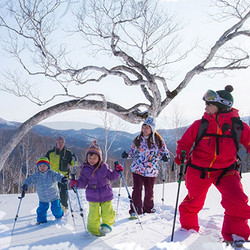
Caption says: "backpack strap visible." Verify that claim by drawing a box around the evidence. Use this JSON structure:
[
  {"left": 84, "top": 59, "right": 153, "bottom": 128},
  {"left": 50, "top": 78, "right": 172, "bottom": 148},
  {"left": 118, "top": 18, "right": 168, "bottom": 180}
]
[
  {"left": 193, "top": 117, "right": 209, "bottom": 151},
  {"left": 231, "top": 117, "right": 243, "bottom": 151}
]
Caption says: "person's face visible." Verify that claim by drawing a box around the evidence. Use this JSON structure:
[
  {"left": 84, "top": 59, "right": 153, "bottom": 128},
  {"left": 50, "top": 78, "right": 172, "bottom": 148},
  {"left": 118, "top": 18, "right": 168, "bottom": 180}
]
[
  {"left": 205, "top": 102, "right": 219, "bottom": 115},
  {"left": 87, "top": 153, "right": 99, "bottom": 166},
  {"left": 142, "top": 124, "right": 152, "bottom": 137},
  {"left": 38, "top": 164, "right": 48, "bottom": 173},
  {"left": 56, "top": 139, "right": 65, "bottom": 151}
]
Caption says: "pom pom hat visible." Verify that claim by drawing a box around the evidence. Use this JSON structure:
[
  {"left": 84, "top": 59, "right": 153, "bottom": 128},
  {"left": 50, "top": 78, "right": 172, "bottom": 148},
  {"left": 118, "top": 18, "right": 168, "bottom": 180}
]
[
  {"left": 86, "top": 140, "right": 102, "bottom": 177},
  {"left": 37, "top": 157, "right": 50, "bottom": 169},
  {"left": 87, "top": 140, "right": 102, "bottom": 160},
  {"left": 203, "top": 85, "right": 234, "bottom": 111}
]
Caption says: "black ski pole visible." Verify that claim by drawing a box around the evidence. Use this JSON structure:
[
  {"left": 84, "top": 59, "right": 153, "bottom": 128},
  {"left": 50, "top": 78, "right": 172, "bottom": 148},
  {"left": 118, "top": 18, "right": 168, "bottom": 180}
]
[
  {"left": 71, "top": 174, "right": 87, "bottom": 232},
  {"left": 114, "top": 161, "right": 143, "bottom": 230},
  {"left": 171, "top": 150, "right": 186, "bottom": 242},
  {"left": 65, "top": 182, "right": 76, "bottom": 229},
  {"left": 11, "top": 190, "right": 25, "bottom": 235},
  {"left": 161, "top": 161, "right": 167, "bottom": 209},
  {"left": 116, "top": 158, "right": 125, "bottom": 216}
]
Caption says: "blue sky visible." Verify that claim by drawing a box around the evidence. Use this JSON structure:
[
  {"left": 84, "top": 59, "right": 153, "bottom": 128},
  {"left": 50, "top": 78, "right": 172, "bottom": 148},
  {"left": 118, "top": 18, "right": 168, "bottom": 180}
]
[{"left": 0, "top": 0, "right": 249, "bottom": 133}]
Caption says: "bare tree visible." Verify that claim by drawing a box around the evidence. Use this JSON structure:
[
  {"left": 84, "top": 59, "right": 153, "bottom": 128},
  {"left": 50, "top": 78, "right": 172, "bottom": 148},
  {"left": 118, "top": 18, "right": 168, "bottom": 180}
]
[
  {"left": 0, "top": 0, "right": 249, "bottom": 171},
  {"left": 161, "top": 102, "right": 189, "bottom": 182},
  {"left": 163, "top": 103, "right": 189, "bottom": 146},
  {"left": 99, "top": 112, "right": 127, "bottom": 162}
]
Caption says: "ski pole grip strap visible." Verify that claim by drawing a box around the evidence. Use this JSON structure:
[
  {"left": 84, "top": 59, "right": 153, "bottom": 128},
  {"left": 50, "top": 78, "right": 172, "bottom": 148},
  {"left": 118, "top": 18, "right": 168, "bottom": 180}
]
[
  {"left": 179, "top": 150, "right": 186, "bottom": 179},
  {"left": 180, "top": 150, "right": 186, "bottom": 163}
]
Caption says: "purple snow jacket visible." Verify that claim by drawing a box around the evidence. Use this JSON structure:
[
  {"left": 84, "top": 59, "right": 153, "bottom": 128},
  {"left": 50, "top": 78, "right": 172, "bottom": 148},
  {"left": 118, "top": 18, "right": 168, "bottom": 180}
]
[{"left": 77, "top": 162, "right": 120, "bottom": 203}]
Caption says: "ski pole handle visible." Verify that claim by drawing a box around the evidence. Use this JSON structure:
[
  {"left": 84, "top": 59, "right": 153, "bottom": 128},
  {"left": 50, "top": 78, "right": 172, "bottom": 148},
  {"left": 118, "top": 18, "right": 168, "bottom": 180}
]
[
  {"left": 171, "top": 161, "right": 175, "bottom": 171},
  {"left": 19, "top": 190, "right": 25, "bottom": 199},
  {"left": 180, "top": 150, "right": 186, "bottom": 164},
  {"left": 178, "top": 150, "right": 186, "bottom": 183},
  {"left": 71, "top": 173, "right": 76, "bottom": 180}
]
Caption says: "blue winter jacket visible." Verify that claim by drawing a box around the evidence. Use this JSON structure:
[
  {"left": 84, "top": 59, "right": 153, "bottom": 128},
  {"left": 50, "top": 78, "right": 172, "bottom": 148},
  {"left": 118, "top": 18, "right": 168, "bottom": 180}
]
[{"left": 23, "top": 169, "right": 64, "bottom": 203}]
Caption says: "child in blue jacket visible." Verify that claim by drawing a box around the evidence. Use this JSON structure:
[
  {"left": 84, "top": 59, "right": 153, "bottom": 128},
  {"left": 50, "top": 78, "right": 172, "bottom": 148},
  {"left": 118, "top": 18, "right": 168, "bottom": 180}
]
[{"left": 22, "top": 157, "right": 68, "bottom": 224}]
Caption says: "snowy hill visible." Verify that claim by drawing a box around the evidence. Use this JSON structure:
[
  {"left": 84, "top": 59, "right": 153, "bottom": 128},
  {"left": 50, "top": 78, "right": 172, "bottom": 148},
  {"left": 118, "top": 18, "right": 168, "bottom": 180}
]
[
  {"left": 41, "top": 121, "right": 102, "bottom": 131},
  {"left": 1, "top": 173, "right": 250, "bottom": 249}
]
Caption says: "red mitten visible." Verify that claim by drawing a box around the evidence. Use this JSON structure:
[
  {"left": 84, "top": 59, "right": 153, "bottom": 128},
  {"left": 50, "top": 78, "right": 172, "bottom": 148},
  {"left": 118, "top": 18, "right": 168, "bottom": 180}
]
[
  {"left": 70, "top": 179, "right": 79, "bottom": 188},
  {"left": 115, "top": 163, "right": 124, "bottom": 172},
  {"left": 175, "top": 155, "right": 182, "bottom": 165}
]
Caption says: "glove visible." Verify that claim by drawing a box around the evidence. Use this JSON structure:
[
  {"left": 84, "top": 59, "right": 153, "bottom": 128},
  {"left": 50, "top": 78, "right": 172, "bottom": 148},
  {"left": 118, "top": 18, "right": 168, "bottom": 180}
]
[
  {"left": 175, "top": 151, "right": 188, "bottom": 165},
  {"left": 121, "top": 151, "right": 128, "bottom": 159},
  {"left": 115, "top": 163, "right": 124, "bottom": 172},
  {"left": 174, "top": 156, "right": 181, "bottom": 166},
  {"left": 22, "top": 184, "right": 28, "bottom": 192},
  {"left": 70, "top": 179, "right": 79, "bottom": 188},
  {"left": 61, "top": 176, "right": 68, "bottom": 184},
  {"left": 162, "top": 154, "right": 169, "bottom": 162}
]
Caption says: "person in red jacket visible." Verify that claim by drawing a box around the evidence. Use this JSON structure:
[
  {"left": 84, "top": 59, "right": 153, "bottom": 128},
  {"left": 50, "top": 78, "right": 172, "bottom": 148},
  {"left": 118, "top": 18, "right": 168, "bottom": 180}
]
[{"left": 175, "top": 85, "right": 250, "bottom": 243}]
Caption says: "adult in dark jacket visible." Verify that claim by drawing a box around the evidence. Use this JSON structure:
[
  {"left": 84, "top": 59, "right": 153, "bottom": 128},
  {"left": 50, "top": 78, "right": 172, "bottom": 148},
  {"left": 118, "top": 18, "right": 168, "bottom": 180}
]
[
  {"left": 45, "top": 136, "right": 76, "bottom": 211},
  {"left": 175, "top": 85, "right": 250, "bottom": 243},
  {"left": 70, "top": 140, "right": 123, "bottom": 236}
]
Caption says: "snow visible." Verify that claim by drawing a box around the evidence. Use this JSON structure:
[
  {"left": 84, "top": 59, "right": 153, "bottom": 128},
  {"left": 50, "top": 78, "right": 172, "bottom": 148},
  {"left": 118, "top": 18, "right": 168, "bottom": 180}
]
[{"left": 1, "top": 173, "right": 250, "bottom": 250}]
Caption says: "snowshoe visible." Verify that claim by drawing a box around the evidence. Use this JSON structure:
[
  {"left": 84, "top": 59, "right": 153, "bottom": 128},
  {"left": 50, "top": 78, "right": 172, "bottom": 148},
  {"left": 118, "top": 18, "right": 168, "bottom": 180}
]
[
  {"left": 129, "top": 212, "right": 137, "bottom": 220},
  {"left": 223, "top": 240, "right": 247, "bottom": 248},
  {"left": 62, "top": 206, "right": 68, "bottom": 213},
  {"left": 36, "top": 221, "right": 47, "bottom": 225},
  {"left": 99, "top": 223, "right": 112, "bottom": 236}
]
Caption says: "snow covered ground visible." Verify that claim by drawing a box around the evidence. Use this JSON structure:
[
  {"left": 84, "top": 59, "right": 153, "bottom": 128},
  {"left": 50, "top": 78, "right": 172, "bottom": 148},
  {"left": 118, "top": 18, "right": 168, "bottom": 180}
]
[{"left": 1, "top": 173, "right": 250, "bottom": 250}]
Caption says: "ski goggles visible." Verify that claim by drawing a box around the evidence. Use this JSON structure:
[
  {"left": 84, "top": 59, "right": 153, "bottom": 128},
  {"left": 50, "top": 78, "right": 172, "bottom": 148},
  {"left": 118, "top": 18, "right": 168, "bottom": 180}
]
[{"left": 202, "top": 90, "right": 233, "bottom": 107}]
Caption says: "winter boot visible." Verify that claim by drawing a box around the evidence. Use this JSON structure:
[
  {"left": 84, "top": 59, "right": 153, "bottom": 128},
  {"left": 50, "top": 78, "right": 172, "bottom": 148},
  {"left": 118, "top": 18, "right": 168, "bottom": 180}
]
[{"left": 99, "top": 223, "right": 112, "bottom": 236}]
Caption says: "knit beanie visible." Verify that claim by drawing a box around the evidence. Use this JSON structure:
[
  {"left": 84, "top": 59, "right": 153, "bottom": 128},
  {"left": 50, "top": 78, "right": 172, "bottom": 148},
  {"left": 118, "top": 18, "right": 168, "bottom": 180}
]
[
  {"left": 87, "top": 140, "right": 102, "bottom": 160},
  {"left": 215, "top": 85, "right": 234, "bottom": 111},
  {"left": 37, "top": 157, "right": 50, "bottom": 169},
  {"left": 143, "top": 116, "right": 156, "bottom": 135}
]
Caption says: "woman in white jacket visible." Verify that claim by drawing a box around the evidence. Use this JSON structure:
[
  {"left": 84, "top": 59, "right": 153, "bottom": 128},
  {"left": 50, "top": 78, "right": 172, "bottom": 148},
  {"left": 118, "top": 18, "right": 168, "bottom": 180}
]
[{"left": 123, "top": 117, "right": 170, "bottom": 217}]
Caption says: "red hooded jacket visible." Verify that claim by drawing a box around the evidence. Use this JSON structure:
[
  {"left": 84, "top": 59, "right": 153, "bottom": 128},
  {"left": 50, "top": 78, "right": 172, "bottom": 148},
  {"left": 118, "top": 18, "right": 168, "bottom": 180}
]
[{"left": 176, "top": 108, "right": 250, "bottom": 169}]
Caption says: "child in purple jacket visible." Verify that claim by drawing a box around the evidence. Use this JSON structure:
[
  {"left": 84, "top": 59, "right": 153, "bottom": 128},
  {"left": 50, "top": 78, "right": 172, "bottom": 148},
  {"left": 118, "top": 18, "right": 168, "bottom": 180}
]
[{"left": 70, "top": 140, "right": 123, "bottom": 236}]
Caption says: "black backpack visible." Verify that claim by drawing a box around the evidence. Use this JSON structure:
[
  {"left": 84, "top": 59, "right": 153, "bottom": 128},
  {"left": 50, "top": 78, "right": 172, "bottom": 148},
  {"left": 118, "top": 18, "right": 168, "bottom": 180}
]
[
  {"left": 187, "top": 116, "right": 244, "bottom": 185},
  {"left": 194, "top": 117, "right": 243, "bottom": 152}
]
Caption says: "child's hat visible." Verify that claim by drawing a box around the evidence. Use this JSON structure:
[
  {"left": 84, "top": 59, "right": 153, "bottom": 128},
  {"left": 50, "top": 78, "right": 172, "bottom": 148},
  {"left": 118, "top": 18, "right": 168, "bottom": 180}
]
[
  {"left": 143, "top": 116, "right": 156, "bottom": 134},
  {"left": 87, "top": 140, "right": 102, "bottom": 160},
  {"left": 36, "top": 157, "right": 50, "bottom": 169}
]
